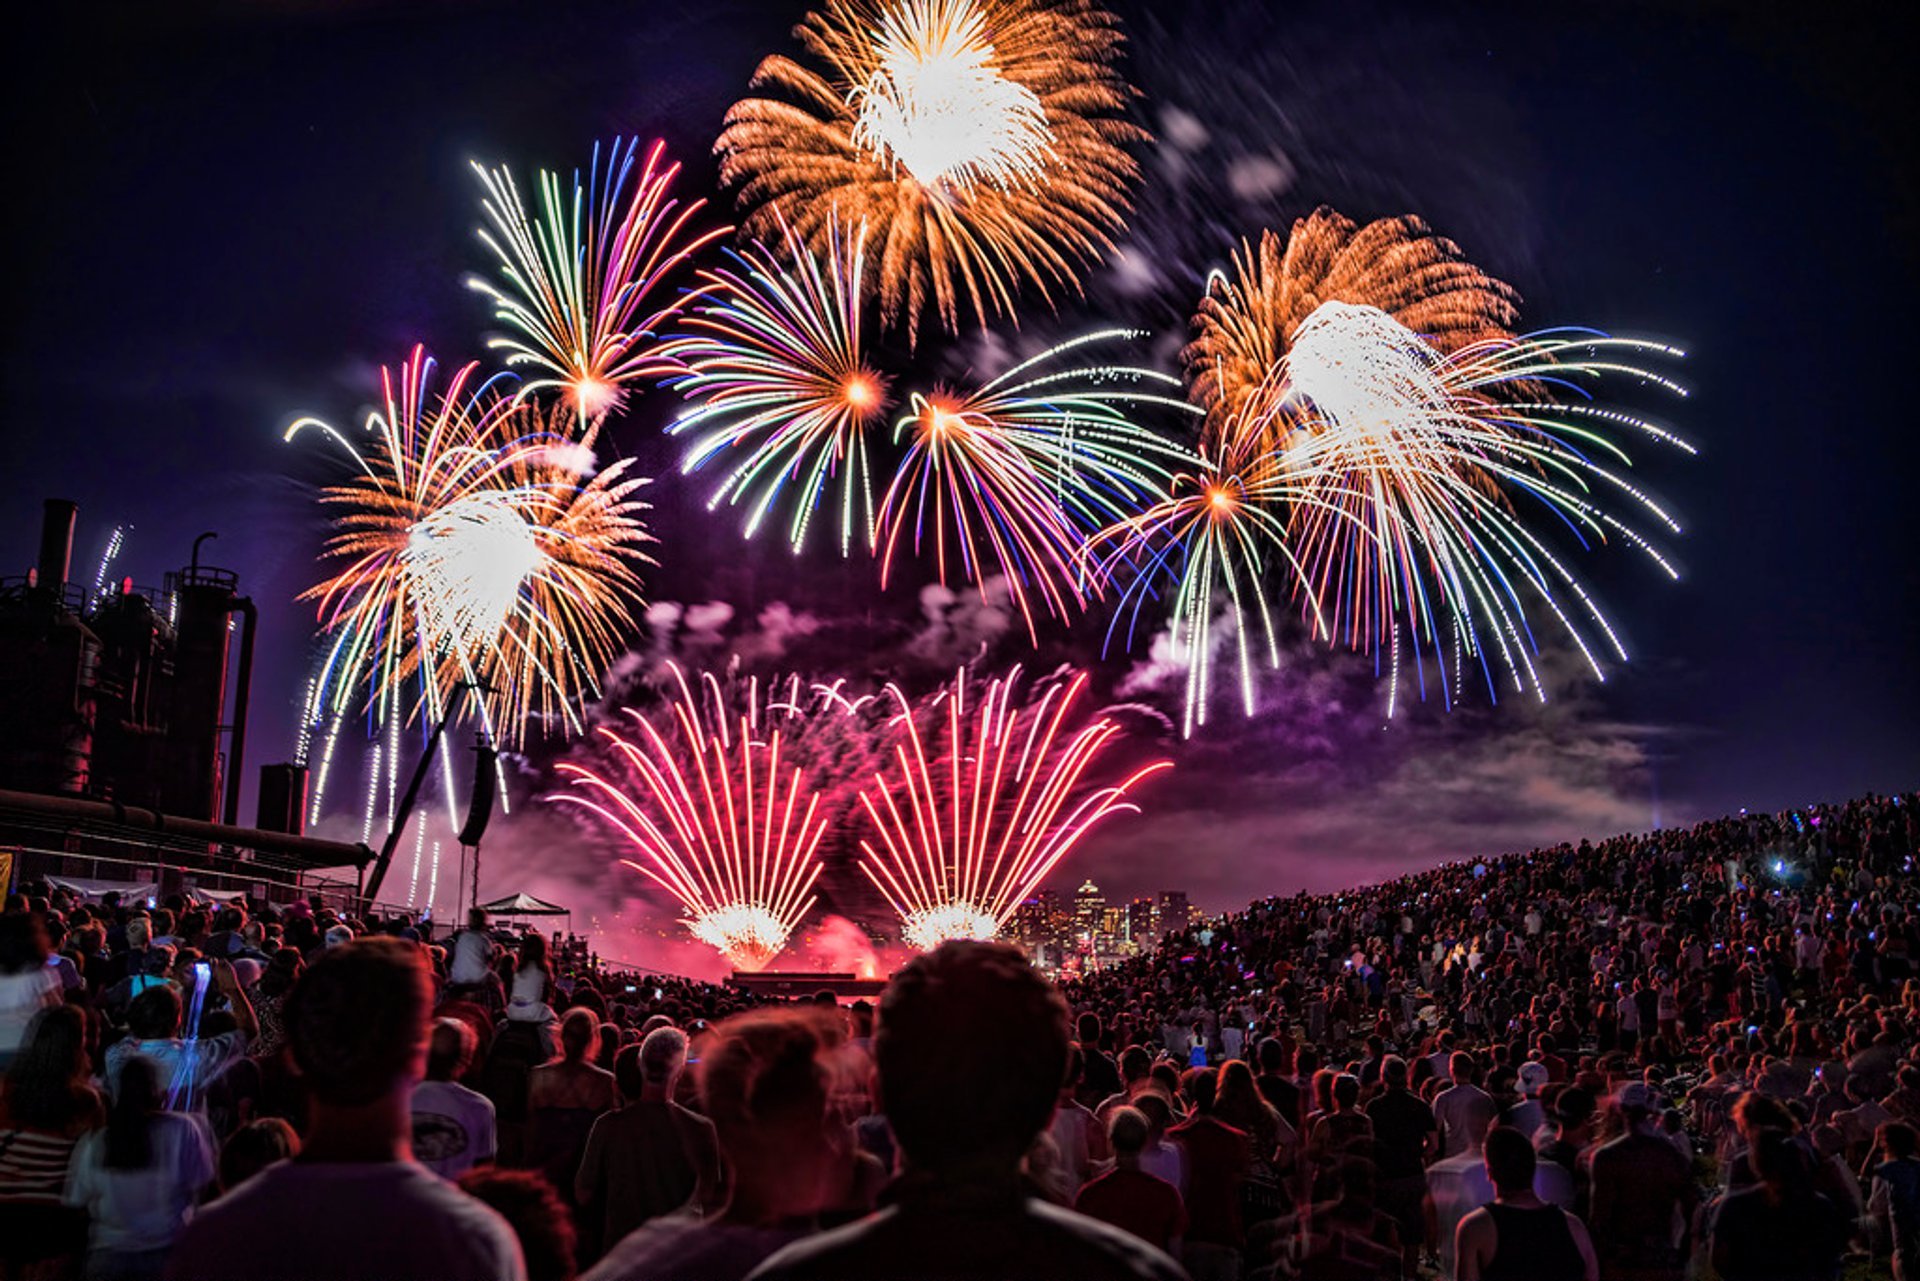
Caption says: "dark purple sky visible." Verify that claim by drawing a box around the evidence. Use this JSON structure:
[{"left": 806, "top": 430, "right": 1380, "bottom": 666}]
[{"left": 5, "top": 0, "right": 1916, "bottom": 940}]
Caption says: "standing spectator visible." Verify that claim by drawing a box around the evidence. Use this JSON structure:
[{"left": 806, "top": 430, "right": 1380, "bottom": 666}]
[
  {"left": 411, "top": 1018, "right": 497, "bottom": 1179},
  {"left": 1, "top": 1006, "right": 103, "bottom": 1277},
  {"left": 508, "top": 934, "right": 559, "bottom": 1057},
  {"left": 1509, "top": 1062, "right": 1550, "bottom": 1138},
  {"left": 1710, "top": 1129, "right": 1850, "bottom": 1281},
  {"left": 1079, "top": 1013, "right": 1123, "bottom": 1109},
  {"left": 1051, "top": 1044, "right": 1107, "bottom": 1189},
  {"left": 575, "top": 1027, "right": 719, "bottom": 1257},
  {"left": 751, "top": 941, "right": 1185, "bottom": 1281},
  {"left": 1869, "top": 1121, "right": 1920, "bottom": 1280},
  {"left": 216, "top": 1118, "right": 299, "bottom": 1193},
  {"left": 447, "top": 909, "right": 498, "bottom": 991},
  {"left": 1587, "top": 1084, "right": 1697, "bottom": 1281},
  {"left": 528, "top": 1008, "right": 618, "bottom": 1227},
  {"left": 1212, "top": 1060, "right": 1290, "bottom": 1172},
  {"left": 1427, "top": 1091, "right": 1498, "bottom": 1281},
  {"left": 163, "top": 938, "right": 526, "bottom": 1281},
  {"left": 1252, "top": 1038, "right": 1301, "bottom": 1132},
  {"left": 1075, "top": 1106, "right": 1188, "bottom": 1255},
  {"left": 104, "top": 960, "right": 256, "bottom": 1110},
  {"left": 1167, "top": 1067, "right": 1251, "bottom": 1281},
  {"left": 62, "top": 1055, "right": 214, "bottom": 1281},
  {"left": 1435, "top": 1052, "right": 1494, "bottom": 1158},
  {"left": 1367, "top": 1054, "right": 1438, "bottom": 1275},
  {"left": 1454, "top": 1126, "right": 1597, "bottom": 1281},
  {"left": 460, "top": 1168, "right": 578, "bottom": 1281},
  {"left": 586, "top": 1008, "right": 849, "bottom": 1281},
  {"left": 0, "top": 915, "right": 60, "bottom": 1071}
]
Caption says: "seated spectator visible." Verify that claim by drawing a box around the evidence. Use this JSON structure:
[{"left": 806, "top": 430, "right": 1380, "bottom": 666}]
[
  {"left": 63, "top": 1055, "right": 214, "bottom": 1281},
  {"left": 217, "top": 1117, "right": 299, "bottom": 1193},
  {"left": 585, "top": 1007, "right": 846, "bottom": 1281},
  {"left": 105, "top": 960, "right": 256, "bottom": 1111},
  {"left": 574, "top": 1027, "right": 719, "bottom": 1258},
  {"left": 750, "top": 940, "right": 1186, "bottom": 1280},
  {"left": 1710, "top": 1129, "right": 1851, "bottom": 1281},
  {"left": 164, "top": 938, "right": 526, "bottom": 1281},
  {"left": 1454, "top": 1126, "right": 1597, "bottom": 1281},
  {"left": 411, "top": 1018, "right": 497, "bottom": 1179},
  {"left": 460, "top": 1167, "right": 578, "bottom": 1281},
  {"left": 0, "top": 1006, "right": 103, "bottom": 1276},
  {"left": 1074, "top": 1106, "right": 1187, "bottom": 1254}
]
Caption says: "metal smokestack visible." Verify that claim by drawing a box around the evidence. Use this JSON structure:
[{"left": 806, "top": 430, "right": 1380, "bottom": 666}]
[{"left": 37, "top": 499, "right": 77, "bottom": 593}]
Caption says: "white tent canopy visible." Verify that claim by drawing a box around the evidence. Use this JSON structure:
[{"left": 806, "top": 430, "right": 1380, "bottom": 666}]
[{"left": 475, "top": 892, "right": 570, "bottom": 918}]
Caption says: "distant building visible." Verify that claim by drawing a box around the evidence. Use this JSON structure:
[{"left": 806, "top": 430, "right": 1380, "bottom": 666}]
[
  {"left": 1126, "top": 896, "right": 1155, "bottom": 946},
  {"left": 1074, "top": 879, "right": 1105, "bottom": 943},
  {"left": 1157, "top": 891, "right": 1192, "bottom": 938}
]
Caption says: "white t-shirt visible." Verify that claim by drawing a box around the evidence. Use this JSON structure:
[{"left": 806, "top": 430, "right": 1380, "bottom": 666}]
[
  {"left": 63, "top": 1112, "right": 215, "bottom": 1253},
  {"left": 449, "top": 930, "right": 495, "bottom": 986},
  {"left": 411, "top": 1079, "right": 498, "bottom": 1179},
  {"left": 163, "top": 1159, "right": 525, "bottom": 1281},
  {"left": 1427, "top": 1149, "right": 1495, "bottom": 1280},
  {"left": 0, "top": 966, "right": 61, "bottom": 1057}
]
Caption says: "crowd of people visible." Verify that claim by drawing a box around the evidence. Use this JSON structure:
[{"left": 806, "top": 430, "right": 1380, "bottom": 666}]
[{"left": 0, "top": 787, "right": 1913, "bottom": 1281}]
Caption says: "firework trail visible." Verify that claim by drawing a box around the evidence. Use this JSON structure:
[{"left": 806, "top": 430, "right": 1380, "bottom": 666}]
[
  {"left": 875, "top": 329, "right": 1196, "bottom": 641},
  {"left": 470, "top": 137, "right": 726, "bottom": 430},
  {"left": 553, "top": 664, "right": 830, "bottom": 970},
  {"left": 856, "top": 663, "right": 1168, "bottom": 949},
  {"left": 666, "top": 216, "right": 890, "bottom": 556},
  {"left": 717, "top": 0, "right": 1144, "bottom": 340}
]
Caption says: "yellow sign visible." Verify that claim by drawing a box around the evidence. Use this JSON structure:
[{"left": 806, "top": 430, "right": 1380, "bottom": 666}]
[{"left": 0, "top": 849, "right": 14, "bottom": 897}]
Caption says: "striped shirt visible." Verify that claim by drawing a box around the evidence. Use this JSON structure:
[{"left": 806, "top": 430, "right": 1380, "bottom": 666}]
[{"left": 0, "top": 1100, "right": 90, "bottom": 1206}]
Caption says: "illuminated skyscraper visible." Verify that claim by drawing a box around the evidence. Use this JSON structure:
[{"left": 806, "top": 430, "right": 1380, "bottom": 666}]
[{"left": 1074, "top": 879, "right": 1105, "bottom": 944}]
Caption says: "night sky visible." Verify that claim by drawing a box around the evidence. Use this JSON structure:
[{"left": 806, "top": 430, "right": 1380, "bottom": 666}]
[{"left": 7, "top": 0, "right": 1916, "bottom": 962}]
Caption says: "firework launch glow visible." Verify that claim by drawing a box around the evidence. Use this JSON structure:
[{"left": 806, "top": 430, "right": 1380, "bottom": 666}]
[
  {"left": 856, "top": 665, "right": 1170, "bottom": 949},
  {"left": 553, "top": 665, "right": 828, "bottom": 970}
]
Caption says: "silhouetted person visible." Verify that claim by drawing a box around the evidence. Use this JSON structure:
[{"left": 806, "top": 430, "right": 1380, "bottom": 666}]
[
  {"left": 165, "top": 938, "right": 525, "bottom": 1281},
  {"left": 1454, "top": 1126, "right": 1596, "bottom": 1281},
  {"left": 587, "top": 1008, "right": 847, "bottom": 1281},
  {"left": 750, "top": 940, "right": 1187, "bottom": 1280},
  {"left": 574, "top": 1027, "right": 719, "bottom": 1257}
]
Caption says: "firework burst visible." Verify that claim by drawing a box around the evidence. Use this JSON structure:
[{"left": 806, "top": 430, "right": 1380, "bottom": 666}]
[
  {"left": 716, "top": 0, "right": 1144, "bottom": 339},
  {"left": 1187, "top": 207, "right": 1521, "bottom": 453},
  {"left": 874, "top": 330, "right": 1196, "bottom": 640},
  {"left": 1274, "top": 300, "right": 1690, "bottom": 714},
  {"left": 666, "top": 217, "right": 890, "bottom": 555},
  {"left": 290, "top": 347, "right": 654, "bottom": 819},
  {"left": 469, "top": 137, "right": 726, "bottom": 430},
  {"left": 553, "top": 665, "right": 828, "bottom": 970},
  {"left": 856, "top": 664, "right": 1168, "bottom": 949}
]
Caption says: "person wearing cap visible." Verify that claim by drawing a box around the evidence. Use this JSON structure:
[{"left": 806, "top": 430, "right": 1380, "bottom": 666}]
[
  {"left": 1587, "top": 1082, "right": 1697, "bottom": 1281},
  {"left": 1510, "top": 1063, "right": 1551, "bottom": 1139}
]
